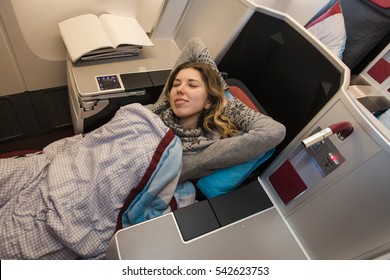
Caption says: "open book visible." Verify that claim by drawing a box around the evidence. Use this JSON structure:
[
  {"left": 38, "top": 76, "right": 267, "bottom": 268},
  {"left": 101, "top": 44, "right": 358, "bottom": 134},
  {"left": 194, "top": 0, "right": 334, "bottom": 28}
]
[{"left": 58, "top": 14, "right": 154, "bottom": 63}]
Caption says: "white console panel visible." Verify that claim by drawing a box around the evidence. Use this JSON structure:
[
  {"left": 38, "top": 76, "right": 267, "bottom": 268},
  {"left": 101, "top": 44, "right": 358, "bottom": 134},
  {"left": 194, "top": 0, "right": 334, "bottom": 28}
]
[
  {"left": 106, "top": 206, "right": 307, "bottom": 260},
  {"left": 259, "top": 89, "right": 390, "bottom": 260}
]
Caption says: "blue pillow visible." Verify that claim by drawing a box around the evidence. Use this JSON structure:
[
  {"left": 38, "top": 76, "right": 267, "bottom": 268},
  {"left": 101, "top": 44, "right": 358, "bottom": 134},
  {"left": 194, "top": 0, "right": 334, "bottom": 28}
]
[{"left": 196, "top": 148, "right": 274, "bottom": 199}]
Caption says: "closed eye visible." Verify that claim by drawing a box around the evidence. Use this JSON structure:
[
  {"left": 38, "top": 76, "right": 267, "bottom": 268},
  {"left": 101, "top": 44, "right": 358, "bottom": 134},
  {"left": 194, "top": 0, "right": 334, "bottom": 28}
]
[{"left": 173, "top": 80, "right": 181, "bottom": 87}]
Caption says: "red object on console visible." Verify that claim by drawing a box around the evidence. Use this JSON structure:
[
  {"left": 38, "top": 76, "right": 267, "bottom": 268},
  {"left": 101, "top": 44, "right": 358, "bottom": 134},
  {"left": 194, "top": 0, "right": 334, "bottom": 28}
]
[
  {"left": 367, "top": 58, "right": 390, "bottom": 84},
  {"left": 329, "top": 121, "right": 353, "bottom": 139},
  {"left": 269, "top": 159, "right": 308, "bottom": 204}
]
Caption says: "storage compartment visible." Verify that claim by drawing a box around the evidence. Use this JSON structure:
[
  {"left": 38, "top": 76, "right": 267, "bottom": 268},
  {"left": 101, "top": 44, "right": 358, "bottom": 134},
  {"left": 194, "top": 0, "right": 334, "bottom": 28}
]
[
  {"left": 30, "top": 86, "right": 72, "bottom": 132},
  {"left": 0, "top": 93, "right": 41, "bottom": 144},
  {"left": 174, "top": 200, "right": 220, "bottom": 241}
]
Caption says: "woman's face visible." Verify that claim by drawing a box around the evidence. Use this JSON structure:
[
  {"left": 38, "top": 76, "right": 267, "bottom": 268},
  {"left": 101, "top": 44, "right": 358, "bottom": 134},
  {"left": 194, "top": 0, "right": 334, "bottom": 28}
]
[{"left": 168, "top": 67, "right": 212, "bottom": 129}]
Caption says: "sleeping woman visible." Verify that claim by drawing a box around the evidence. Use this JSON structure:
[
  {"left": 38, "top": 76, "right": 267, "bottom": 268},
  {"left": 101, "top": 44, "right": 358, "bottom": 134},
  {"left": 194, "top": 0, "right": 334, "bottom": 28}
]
[
  {"left": 149, "top": 61, "right": 285, "bottom": 183},
  {"left": 0, "top": 38, "right": 285, "bottom": 260}
]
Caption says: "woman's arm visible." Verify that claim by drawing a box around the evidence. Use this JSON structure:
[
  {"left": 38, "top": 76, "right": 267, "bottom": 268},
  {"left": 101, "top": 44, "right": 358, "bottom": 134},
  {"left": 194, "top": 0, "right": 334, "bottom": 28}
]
[{"left": 179, "top": 98, "right": 286, "bottom": 182}]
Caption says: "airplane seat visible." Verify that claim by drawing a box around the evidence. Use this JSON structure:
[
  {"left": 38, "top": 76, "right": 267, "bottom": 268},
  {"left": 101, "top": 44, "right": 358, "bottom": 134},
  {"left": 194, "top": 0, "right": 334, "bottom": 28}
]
[
  {"left": 193, "top": 78, "right": 275, "bottom": 202},
  {"left": 305, "top": 0, "right": 390, "bottom": 74},
  {"left": 225, "top": 78, "right": 277, "bottom": 183},
  {"left": 226, "top": 78, "right": 268, "bottom": 114},
  {"left": 174, "top": 77, "right": 280, "bottom": 240}
]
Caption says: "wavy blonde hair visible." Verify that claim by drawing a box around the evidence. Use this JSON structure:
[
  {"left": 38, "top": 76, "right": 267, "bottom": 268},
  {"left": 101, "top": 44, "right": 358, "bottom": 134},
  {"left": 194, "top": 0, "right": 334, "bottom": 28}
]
[{"left": 166, "top": 62, "right": 238, "bottom": 138}]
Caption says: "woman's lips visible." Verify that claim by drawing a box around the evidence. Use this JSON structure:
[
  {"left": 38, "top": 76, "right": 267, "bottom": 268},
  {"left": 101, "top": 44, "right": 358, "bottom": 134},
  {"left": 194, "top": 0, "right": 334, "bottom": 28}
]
[{"left": 174, "top": 98, "right": 188, "bottom": 105}]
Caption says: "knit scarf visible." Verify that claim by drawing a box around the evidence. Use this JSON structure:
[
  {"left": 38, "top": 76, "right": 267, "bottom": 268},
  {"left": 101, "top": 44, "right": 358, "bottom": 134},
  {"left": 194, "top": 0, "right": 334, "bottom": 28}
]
[{"left": 158, "top": 105, "right": 217, "bottom": 153}]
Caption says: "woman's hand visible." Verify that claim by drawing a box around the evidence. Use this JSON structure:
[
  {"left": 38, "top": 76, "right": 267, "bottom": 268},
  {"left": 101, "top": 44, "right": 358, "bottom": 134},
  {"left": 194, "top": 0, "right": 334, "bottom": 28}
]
[{"left": 222, "top": 95, "right": 228, "bottom": 108}]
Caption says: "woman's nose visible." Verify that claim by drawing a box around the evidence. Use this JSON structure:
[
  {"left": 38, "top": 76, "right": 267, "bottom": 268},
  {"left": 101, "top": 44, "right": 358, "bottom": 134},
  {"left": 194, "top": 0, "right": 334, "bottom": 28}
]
[{"left": 176, "top": 85, "right": 184, "bottom": 95}]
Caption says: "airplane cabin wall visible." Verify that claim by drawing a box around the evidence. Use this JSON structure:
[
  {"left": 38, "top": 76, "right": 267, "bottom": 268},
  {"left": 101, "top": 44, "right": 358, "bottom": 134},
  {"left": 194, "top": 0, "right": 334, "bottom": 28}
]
[
  {"left": 0, "top": 16, "right": 26, "bottom": 96},
  {"left": 275, "top": 0, "right": 329, "bottom": 25},
  {"left": 0, "top": 0, "right": 164, "bottom": 95},
  {"left": 173, "top": 0, "right": 329, "bottom": 63},
  {"left": 0, "top": 0, "right": 165, "bottom": 145},
  {"left": 173, "top": 0, "right": 251, "bottom": 62}
]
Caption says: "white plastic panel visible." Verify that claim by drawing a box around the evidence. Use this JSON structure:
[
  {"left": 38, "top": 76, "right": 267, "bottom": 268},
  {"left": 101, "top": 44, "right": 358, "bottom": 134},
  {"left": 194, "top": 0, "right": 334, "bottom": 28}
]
[
  {"left": 151, "top": 0, "right": 189, "bottom": 39},
  {"left": 261, "top": 94, "right": 390, "bottom": 259},
  {"left": 0, "top": 18, "right": 26, "bottom": 96},
  {"left": 265, "top": 99, "right": 381, "bottom": 211},
  {"left": 288, "top": 150, "right": 390, "bottom": 259},
  {"left": 278, "top": 0, "right": 329, "bottom": 25},
  {"left": 136, "top": 0, "right": 165, "bottom": 34},
  {"left": 247, "top": 0, "right": 328, "bottom": 24},
  {"left": 106, "top": 209, "right": 306, "bottom": 260},
  {"left": 174, "top": 0, "right": 252, "bottom": 61}
]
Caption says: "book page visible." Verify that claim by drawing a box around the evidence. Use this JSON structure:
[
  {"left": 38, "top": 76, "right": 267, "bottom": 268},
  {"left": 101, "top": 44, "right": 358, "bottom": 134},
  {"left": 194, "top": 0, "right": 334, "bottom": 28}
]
[
  {"left": 99, "top": 14, "right": 154, "bottom": 49},
  {"left": 80, "top": 50, "right": 140, "bottom": 61},
  {"left": 58, "top": 14, "right": 115, "bottom": 62}
]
